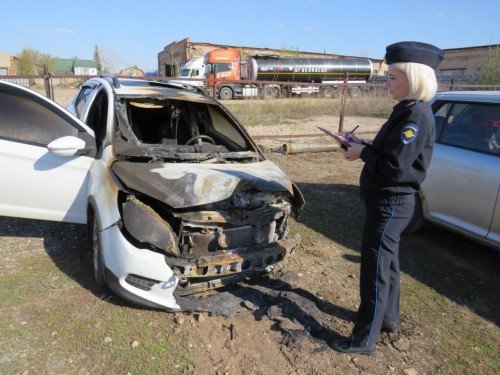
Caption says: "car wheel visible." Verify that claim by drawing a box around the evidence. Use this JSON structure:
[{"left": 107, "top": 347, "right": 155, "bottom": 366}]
[
  {"left": 403, "top": 193, "right": 425, "bottom": 234},
  {"left": 92, "top": 211, "right": 107, "bottom": 287}
]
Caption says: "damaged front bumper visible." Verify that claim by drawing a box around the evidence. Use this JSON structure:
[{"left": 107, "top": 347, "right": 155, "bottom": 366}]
[
  {"left": 100, "top": 221, "right": 300, "bottom": 311},
  {"left": 171, "top": 233, "right": 301, "bottom": 296}
]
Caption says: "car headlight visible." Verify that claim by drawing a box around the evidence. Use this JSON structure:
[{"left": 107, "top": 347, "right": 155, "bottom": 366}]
[{"left": 122, "top": 196, "right": 179, "bottom": 256}]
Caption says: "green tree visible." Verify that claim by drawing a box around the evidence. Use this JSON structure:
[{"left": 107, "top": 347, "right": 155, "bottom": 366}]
[
  {"left": 94, "top": 44, "right": 102, "bottom": 73},
  {"left": 478, "top": 46, "right": 500, "bottom": 85},
  {"left": 16, "top": 48, "right": 52, "bottom": 75}
]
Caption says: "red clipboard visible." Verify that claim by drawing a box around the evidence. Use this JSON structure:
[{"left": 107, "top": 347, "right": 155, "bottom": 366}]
[{"left": 317, "top": 126, "right": 351, "bottom": 150}]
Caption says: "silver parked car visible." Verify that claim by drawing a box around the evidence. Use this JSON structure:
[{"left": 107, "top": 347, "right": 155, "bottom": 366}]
[
  {"left": 416, "top": 91, "right": 500, "bottom": 251},
  {"left": 0, "top": 77, "right": 304, "bottom": 311}
]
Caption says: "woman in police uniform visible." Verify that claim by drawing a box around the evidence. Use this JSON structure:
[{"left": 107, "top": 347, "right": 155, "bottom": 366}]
[{"left": 333, "top": 41, "right": 444, "bottom": 355}]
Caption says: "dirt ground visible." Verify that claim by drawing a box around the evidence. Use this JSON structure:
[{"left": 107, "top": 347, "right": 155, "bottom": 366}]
[
  {"left": 1, "top": 103, "right": 499, "bottom": 374},
  {"left": 174, "top": 117, "right": 500, "bottom": 375},
  {"left": 171, "top": 117, "right": 499, "bottom": 375}
]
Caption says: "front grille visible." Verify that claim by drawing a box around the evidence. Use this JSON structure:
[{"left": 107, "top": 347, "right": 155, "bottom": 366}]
[{"left": 184, "top": 224, "right": 274, "bottom": 254}]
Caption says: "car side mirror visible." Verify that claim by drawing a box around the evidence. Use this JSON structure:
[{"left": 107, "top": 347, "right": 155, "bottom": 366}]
[{"left": 47, "top": 136, "right": 94, "bottom": 156}]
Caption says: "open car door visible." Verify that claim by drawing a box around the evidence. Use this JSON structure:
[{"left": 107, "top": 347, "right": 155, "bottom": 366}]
[{"left": 0, "top": 81, "right": 96, "bottom": 224}]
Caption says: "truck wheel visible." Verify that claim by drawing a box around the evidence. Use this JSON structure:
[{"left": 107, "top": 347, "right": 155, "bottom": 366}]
[
  {"left": 348, "top": 86, "right": 362, "bottom": 98},
  {"left": 262, "top": 87, "right": 276, "bottom": 99},
  {"left": 219, "top": 87, "right": 233, "bottom": 100},
  {"left": 322, "top": 87, "right": 338, "bottom": 98}
]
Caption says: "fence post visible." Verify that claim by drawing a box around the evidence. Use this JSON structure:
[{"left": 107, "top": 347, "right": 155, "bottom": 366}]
[
  {"left": 42, "top": 64, "right": 53, "bottom": 100},
  {"left": 338, "top": 73, "right": 349, "bottom": 133}
]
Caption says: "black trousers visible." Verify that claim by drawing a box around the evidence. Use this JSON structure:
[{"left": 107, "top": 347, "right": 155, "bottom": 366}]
[{"left": 351, "top": 194, "right": 415, "bottom": 347}]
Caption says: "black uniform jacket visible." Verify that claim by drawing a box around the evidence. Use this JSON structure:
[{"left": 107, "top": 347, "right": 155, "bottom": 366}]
[{"left": 359, "top": 100, "right": 435, "bottom": 203}]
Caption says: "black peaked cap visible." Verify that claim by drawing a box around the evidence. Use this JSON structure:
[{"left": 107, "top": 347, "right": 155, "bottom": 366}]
[{"left": 385, "top": 41, "right": 444, "bottom": 69}]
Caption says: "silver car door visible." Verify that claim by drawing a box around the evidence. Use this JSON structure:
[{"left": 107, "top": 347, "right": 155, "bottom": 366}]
[
  {"left": 423, "top": 102, "right": 500, "bottom": 238},
  {"left": 487, "top": 184, "right": 500, "bottom": 246}
]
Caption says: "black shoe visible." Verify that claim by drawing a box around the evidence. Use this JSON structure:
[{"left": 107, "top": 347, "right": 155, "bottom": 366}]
[
  {"left": 331, "top": 339, "right": 376, "bottom": 355},
  {"left": 381, "top": 321, "right": 398, "bottom": 333}
]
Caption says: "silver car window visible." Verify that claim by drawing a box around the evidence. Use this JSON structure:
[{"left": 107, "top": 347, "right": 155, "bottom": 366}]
[{"left": 437, "top": 102, "right": 500, "bottom": 155}]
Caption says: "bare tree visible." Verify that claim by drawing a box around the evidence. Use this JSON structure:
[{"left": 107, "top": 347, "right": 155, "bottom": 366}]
[{"left": 99, "top": 47, "right": 126, "bottom": 74}]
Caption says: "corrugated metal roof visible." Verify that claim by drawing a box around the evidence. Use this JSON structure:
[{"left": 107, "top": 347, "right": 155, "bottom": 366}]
[{"left": 50, "top": 58, "right": 98, "bottom": 74}]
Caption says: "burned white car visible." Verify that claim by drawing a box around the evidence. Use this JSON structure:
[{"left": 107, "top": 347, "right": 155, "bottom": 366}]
[{"left": 0, "top": 77, "right": 304, "bottom": 311}]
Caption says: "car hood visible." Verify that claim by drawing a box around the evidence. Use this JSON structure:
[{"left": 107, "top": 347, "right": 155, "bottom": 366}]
[{"left": 112, "top": 160, "right": 296, "bottom": 209}]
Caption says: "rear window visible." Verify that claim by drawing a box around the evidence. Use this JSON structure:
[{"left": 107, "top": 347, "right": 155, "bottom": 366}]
[{"left": 433, "top": 101, "right": 500, "bottom": 155}]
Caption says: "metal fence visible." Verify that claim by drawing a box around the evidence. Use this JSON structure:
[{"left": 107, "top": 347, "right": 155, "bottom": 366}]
[{"left": 0, "top": 77, "right": 30, "bottom": 87}]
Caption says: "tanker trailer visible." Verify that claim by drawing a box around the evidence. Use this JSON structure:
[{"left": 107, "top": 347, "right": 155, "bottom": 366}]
[
  {"left": 247, "top": 55, "right": 374, "bottom": 99},
  {"left": 204, "top": 48, "right": 374, "bottom": 100}
]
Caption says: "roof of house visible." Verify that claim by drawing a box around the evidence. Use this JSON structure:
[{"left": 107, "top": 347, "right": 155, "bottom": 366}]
[
  {"left": 119, "top": 66, "right": 145, "bottom": 77},
  {"left": 50, "top": 58, "right": 98, "bottom": 74}
]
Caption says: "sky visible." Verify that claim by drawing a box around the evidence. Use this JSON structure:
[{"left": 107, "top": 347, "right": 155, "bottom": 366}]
[{"left": 2, "top": 0, "right": 500, "bottom": 73}]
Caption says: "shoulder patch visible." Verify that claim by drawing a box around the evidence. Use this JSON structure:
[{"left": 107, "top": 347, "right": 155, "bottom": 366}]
[{"left": 401, "top": 122, "right": 419, "bottom": 144}]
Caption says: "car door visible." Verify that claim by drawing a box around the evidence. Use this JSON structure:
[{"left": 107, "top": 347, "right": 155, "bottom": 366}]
[
  {"left": 423, "top": 100, "right": 500, "bottom": 239},
  {"left": 488, "top": 187, "right": 500, "bottom": 246},
  {"left": 0, "top": 81, "right": 96, "bottom": 224}
]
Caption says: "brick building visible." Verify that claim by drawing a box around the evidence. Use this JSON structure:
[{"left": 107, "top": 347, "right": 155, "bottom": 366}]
[
  {"left": 0, "top": 52, "right": 17, "bottom": 75},
  {"left": 438, "top": 44, "right": 500, "bottom": 82}
]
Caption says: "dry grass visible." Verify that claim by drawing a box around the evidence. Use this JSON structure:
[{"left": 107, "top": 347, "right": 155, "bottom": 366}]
[{"left": 223, "top": 95, "right": 395, "bottom": 127}]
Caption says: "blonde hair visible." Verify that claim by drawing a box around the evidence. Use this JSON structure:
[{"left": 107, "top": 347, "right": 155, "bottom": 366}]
[{"left": 391, "top": 62, "right": 438, "bottom": 102}]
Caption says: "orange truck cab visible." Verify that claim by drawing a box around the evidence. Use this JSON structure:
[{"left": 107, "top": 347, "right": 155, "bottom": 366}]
[{"left": 204, "top": 49, "right": 245, "bottom": 99}]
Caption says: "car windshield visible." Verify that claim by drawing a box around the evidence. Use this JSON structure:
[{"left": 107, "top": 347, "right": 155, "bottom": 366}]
[{"left": 114, "top": 97, "right": 261, "bottom": 163}]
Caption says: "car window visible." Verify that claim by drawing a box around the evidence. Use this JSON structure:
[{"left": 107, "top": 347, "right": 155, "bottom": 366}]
[
  {"left": 83, "top": 89, "right": 109, "bottom": 152},
  {"left": 435, "top": 101, "right": 500, "bottom": 155},
  {"left": 75, "top": 85, "right": 97, "bottom": 117},
  {"left": 117, "top": 98, "right": 251, "bottom": 151},
  {"left": 208, "top": 106, "right": 248, "bottom": 148},
  {"left": 0, "top": 89, "right": 78, "bottom": 146}
]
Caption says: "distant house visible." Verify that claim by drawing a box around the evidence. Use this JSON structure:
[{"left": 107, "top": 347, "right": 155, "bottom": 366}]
[
  {"left": 50, "top": 58, "right": 98, "bottom": 75},
  {"left": 119, "top": 66, "right": 145, "bottom": 77},
  {"left": 0, "top": 52, "right": 16, "bottom": 75}
]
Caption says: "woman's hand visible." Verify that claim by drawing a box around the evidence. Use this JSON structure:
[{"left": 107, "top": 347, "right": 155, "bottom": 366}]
[
  {"left": 344, "top": 142, "right": 364, "bottom": 161},
  {"left": 345, "top": 132, "right": 362, "bottom": 144}
]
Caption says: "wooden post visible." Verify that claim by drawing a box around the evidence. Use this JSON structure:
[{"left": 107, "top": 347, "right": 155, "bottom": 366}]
[
  {"left": 42, "top": 64, "right": 53, "bottom": 100},
  {"left": 338, "top": 73, "right": 349, "bottom": 133}
]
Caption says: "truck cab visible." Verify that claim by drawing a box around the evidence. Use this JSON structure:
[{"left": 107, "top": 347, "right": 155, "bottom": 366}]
[
  {"left": 204, "top": 49, "right": 244, "bottom": 100},
  {"left": 177, "top": 57, "right": 205, "bottom": 88}
]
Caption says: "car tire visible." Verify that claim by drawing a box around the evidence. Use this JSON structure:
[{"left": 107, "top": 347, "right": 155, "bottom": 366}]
[
  {"left": 403, "top": 193, "right": 425, "bottom": 234},
  {"left": 91, "top": 211, "right": 107, "bottom": 287}
]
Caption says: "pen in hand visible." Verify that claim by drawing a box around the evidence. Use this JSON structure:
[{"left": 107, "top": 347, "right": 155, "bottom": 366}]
[
  {"left": 345, "top": 125, "right": 360, "bottom": 141},
  {"left": 344, "top": 125, "right": 359, "bottom": 143}
]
